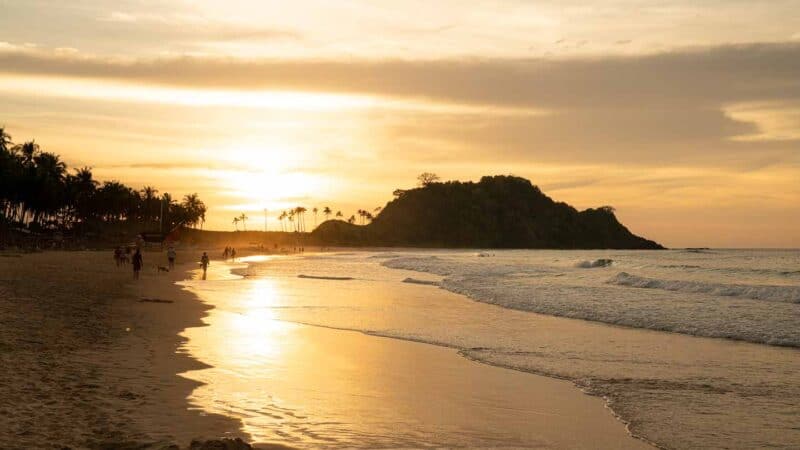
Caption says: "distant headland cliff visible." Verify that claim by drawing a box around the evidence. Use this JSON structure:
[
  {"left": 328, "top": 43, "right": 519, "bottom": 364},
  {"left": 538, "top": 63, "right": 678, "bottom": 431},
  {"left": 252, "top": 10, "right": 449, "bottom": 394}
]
[{"left": 312, "top": 175, "right": 664, "bottom": 249}]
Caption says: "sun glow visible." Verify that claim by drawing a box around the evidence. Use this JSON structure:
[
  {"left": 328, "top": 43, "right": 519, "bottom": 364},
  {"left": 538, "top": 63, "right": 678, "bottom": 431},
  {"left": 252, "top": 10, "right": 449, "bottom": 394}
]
[{"left": 209, "top": 146, "right": 329, "bottom": 217}]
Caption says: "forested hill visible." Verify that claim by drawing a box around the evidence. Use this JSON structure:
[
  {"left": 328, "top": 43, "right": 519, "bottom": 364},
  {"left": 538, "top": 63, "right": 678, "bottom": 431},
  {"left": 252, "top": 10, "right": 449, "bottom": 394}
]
[{"left": 312, "top": 175, "right": 664, "bottom": 249}]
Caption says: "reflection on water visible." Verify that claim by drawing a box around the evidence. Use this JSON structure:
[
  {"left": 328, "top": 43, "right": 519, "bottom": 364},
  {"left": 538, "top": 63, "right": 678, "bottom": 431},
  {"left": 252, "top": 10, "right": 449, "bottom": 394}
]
[{"left": 177, "top": 258, "right": 646, "bottom": 449}]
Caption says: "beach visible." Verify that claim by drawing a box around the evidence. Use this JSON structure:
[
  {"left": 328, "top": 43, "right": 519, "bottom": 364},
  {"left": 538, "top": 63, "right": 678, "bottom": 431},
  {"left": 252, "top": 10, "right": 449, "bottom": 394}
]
[
  {"left": 0, "top": 249, "right": 646, "bottom": 449},
  {"left": 2, "top": 248, "right": 798, "bottom": 449},
  {"left": 0, "top": 250, "right": 247, "bottom": 449}
]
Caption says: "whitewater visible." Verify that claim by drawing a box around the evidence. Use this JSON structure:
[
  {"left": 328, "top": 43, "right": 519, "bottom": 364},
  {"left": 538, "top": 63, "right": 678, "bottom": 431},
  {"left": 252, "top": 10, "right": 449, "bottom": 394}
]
[
  {"left": 188, "top": 249, "right": 799, "bottom": 449},
  {"left": 384, "top": 249, "right": 800, "bottom": 346}
]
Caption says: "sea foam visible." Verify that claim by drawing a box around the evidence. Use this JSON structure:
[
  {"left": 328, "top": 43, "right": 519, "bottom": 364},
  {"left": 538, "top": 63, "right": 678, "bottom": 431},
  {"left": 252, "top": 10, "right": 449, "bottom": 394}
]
[
  {"left": 609, "top": 272, "right": 800, "bottom": 303},
  {"left": 383, "top": 254, "right": 800, "bottom": 347}
]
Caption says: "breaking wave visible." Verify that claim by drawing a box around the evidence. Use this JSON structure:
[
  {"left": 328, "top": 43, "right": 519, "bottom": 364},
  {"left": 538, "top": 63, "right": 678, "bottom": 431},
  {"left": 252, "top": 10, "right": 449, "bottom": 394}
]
[
  {"left": 576, "top": 259, "right": 614, "bottom": 268},
  {"left": 609, "top": 272, "right": 800, "bottom": 303},
  {"left": 382, "top": 254, "right": 800, "bottom": 347}
]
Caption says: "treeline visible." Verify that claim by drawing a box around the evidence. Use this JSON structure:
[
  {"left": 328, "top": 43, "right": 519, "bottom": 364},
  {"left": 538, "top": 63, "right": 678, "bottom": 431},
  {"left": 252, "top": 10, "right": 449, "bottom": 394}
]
[{"left": 0, "top": 127, "right": 207, "bottom": 235}]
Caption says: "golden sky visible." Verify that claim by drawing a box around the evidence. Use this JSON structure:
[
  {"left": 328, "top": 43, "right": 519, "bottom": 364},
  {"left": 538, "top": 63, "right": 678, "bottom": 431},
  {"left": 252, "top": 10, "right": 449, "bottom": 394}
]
[{"left": 1, "top": 0, "right": 799, "bottom": 247}]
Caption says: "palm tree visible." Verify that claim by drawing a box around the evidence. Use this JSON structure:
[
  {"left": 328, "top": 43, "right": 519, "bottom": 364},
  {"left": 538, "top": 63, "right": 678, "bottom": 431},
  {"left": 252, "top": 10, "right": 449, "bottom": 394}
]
[
  {"left": 323, "top": 206, "right": 332, "bottom": 221},
  {"left": 312, "top": 207, "right": 318, "bottom": 228},
  {"left": 335, "top": 210, "right": 343, "bottom": 219},
  {"left": 0, "top": 127, "right": 12, "bottom": 153},
  {"left": 0, "top": 126, "right": 210, "bottom": 235},
  {"left": 295, "top": 206, "right": 307, "bottom": 232},
  {"left": 239, "top": 213, "right": 249, "bottom": 231},
  {"left": 347, "top": 215, "right": 355, "bottom": 224},
  {"left": 278, "top": 211, "right": 287, "bottom": 232},
  {"left": 287, "top": 210, "right": 295, "bottom": 231},
  {"left": 181, "top": 193, "right": 207, "bottom": 228},
  {"left": 65, "top": 166, "right": 97, "bottom": 224},
  {"left": 141, "top": 186, "right": 158, "bottom": 224},
  {"left": 232, "top": 216, "right": 240, "bottom": 231}
]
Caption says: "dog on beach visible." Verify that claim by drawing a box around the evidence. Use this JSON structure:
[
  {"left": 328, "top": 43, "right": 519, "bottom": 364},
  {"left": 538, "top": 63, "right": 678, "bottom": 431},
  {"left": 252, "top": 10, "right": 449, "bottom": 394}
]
[{"left": 157, "top": 266, "right": 170, "bottom": 273}]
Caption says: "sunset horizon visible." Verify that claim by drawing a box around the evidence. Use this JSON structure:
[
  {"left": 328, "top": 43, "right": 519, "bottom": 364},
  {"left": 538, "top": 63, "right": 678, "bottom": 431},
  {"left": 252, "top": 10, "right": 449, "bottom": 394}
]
[
  {"left": 2, "top": 1, "right": 799, "bottom": 248},
  {"left": 1, "top": 3, "right": 799, "bottom": 450}
]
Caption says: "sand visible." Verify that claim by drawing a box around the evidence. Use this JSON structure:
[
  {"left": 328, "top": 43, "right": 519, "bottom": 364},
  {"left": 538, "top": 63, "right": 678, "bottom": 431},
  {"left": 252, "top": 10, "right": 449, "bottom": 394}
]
[
  {"left": 0, "top": 250, "right": 648, "bottom": 449},
  {"left": 0, "top": 250, "right": 245, "bottom": 449}
]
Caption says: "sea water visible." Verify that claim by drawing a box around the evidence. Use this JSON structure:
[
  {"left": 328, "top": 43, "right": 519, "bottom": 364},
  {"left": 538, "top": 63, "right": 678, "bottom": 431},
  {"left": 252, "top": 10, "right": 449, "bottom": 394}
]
[{"left": 183, "top": 249, "right": 800, "bottom": 449}]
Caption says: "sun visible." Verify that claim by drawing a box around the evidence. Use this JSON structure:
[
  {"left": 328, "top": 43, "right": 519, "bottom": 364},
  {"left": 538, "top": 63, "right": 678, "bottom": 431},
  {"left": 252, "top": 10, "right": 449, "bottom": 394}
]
[{"left": 212, "top": 146, "right": 327, "bottom": 214}]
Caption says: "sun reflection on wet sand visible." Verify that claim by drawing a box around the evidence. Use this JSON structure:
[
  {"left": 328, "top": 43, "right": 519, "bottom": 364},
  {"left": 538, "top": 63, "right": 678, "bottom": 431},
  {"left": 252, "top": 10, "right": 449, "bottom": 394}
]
[{"left": 178, "top": 258, "right": 649, "bottom": 449}]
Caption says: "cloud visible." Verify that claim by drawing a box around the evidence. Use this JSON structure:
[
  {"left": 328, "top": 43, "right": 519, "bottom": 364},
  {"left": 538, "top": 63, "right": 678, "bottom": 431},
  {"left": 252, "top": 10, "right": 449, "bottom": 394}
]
[
  {"left": 1, "top": 42, "right": 800, "bottom": 110},
  {"left": 2, "top": 41, "right": 799, "bottom": 169}
]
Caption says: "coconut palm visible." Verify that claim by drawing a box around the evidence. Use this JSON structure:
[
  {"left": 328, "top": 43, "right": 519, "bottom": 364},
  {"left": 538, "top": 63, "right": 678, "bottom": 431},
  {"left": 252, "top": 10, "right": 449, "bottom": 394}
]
[
  {"left": 140, "top": 186, "right": 159, "bottom": 224},
  {"left": 295, "top": 206, "right": 307, "bottom": 232},
  {"left": 335, "top": 211, "right": 343, "bottom": 219},
  {"left": 181, "top": 193, "right": 207, "bottom": 228},
  {"left": 287, "top": 210, "right": 295, "bottom": 231},
  {"left": 323, "top": 206, "right": 332, "bottom": 221},
  {"left": 278, "top": 211, "right": 287, "bottom": 232},
  {"left": 239, "top": 213, "right": 249, "bottom": 231},
  {"left": 0, "top": 126, "right": 209, "bottom": 234},
  {"left": 233, "top": 216, "right": 240, "bottom": 231},
  {"left": 312, "top": 207, "right": 318, "bottom": 228}
]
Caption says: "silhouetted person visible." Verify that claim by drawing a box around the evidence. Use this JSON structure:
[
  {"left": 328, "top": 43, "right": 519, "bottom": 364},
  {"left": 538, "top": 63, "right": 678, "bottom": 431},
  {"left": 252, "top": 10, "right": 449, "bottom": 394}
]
[
  {"left": 230, "top": 248, "right": 237, "bottom": 261},
  {"left": 132, "top": 249, "right": 143, "bottom": 280},
  {"left": 200, "top": 252, "right": 210, "bottom": 280},
  {"left": 114, "top": 246, "right": 122, "bottom": 267},
  {"left": 167, "top": 246, "right": 177, "bottom": 270}
]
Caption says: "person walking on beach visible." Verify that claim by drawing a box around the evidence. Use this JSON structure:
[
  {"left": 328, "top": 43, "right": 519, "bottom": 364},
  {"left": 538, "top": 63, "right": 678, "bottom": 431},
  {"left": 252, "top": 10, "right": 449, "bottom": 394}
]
[
  {"left": 132, "top": 248, "right": 143, "bottom": 280},
  {"left": 200, "top": 252, "right": 210, "bottom": 280},
  {"left": 230, "top": 248, "right": 237, "bottom": 262},
  {"left": 167, "top": 246, "right": 177, "bottom": 270},
  {"left": 114, "top": 246, "right": 122, "bottom": 267}
]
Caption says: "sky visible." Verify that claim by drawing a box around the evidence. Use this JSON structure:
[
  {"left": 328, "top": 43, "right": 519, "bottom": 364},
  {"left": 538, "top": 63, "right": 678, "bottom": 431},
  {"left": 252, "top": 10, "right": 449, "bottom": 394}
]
[{"left": 1, "top": 0, "right": 799, "bottom": 247}]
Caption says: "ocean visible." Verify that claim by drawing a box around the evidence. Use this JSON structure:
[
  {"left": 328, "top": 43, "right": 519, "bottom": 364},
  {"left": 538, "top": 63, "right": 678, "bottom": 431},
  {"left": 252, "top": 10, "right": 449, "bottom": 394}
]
[{"left": 180, "top": 249, "right": 800, "bottom": 449}]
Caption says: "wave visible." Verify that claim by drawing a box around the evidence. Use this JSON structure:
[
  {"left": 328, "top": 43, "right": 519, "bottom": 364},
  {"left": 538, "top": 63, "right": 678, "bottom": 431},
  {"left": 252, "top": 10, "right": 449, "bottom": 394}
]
[
  {"left": 576, "top": 259, "right": 614, "bottom": 268},
  {"left": 402, "top": 277, "right": 440, "bottom": 286},
  {"left": 608, "top": 272, "right": 800, "bottom": 303},
  {"left": 297, "top": 274, "right": 354, "bottom": 281},
  {"left": 382, "top": 255, "right": 800, "bottom": 347}
]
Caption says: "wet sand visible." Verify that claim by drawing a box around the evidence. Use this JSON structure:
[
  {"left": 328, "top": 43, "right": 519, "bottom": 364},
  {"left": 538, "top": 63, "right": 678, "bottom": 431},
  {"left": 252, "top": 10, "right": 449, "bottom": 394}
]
[
  {"left": 181, "top": 259, "right": 650, "bottom": 449},
  {"left": 0, "top": 250, "right": 647, "bottom": 449},
  {"left": 0, "top": 250, "right": 243, "bottom": 449}
]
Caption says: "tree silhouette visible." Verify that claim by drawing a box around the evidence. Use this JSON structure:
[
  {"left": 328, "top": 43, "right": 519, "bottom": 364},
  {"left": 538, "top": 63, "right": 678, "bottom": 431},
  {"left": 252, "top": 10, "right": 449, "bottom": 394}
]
[
  {"left": 417, "top": 172, "right": 440, "bottom": 187},
  {"left": 295, "top": 206, "right": 307, "bottom": 232},
  {"left": 0, "top": 127, "right": 209, "bottom": 236},
  {"left": 233, "top": 217, "right": 240, "bottom": 231},
  {"left": 278, "top": 210, "right": 287, "bottom": 232},
  {"left": 323, "top": 206, "right": 332, "bottom": 221}
]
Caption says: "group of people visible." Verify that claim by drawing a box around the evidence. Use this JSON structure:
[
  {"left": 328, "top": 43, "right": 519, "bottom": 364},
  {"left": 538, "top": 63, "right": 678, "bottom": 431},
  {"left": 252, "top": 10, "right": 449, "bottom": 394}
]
[
  {"left": 222, "top": 246, "right": 237, "bottom": 261},
  {"left": 114, "top": 246, "right": 145, "bottom": 280},
  {"left": 114, "top": 244, "right": 211, "bottom": 280}
]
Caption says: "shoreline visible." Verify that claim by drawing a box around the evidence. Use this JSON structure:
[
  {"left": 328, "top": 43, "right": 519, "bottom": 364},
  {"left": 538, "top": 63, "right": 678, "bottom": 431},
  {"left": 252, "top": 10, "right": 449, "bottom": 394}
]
[
  {"left": 0, "top": 249, "right": 252, "bottom": 449},
  {"left": 5, "top": 248, "right": 795, "bottom": 448},
  {"left": 178, "top": 255, "right": 650, "bottom": 449},
  {"left": 217, "top": 251, "right": 800, "bottom": 449}
]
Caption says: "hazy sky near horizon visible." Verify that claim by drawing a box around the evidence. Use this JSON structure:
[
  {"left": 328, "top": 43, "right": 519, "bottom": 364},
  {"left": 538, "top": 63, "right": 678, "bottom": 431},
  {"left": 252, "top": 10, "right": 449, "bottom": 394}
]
[{"left": 1, "top": 0, "right": 799, "bottom": 247}]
